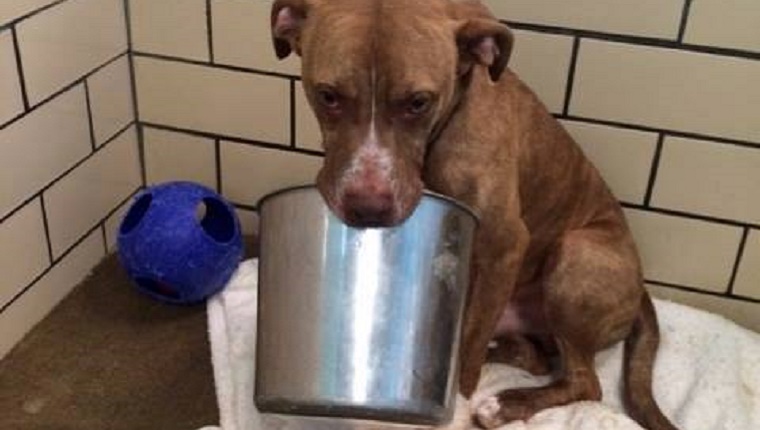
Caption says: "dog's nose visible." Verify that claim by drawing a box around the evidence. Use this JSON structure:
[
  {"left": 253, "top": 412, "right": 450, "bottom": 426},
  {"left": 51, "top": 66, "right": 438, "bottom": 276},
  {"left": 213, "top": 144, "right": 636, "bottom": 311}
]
[{"left": 341, "top": 189, "right": 395, "bottom": 227}]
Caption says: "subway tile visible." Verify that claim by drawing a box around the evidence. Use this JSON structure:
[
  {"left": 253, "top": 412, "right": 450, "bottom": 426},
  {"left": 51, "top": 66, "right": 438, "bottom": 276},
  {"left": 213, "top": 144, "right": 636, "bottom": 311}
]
[
  {"left": 0, "top": 86, "right": 90, "bottom": 219},
  {"left": 484, "top": 0, "right": 683, "bottom": 40},
  {"left": 220, "top": 142, "right": 322, "bottom": 205},
  {"left": 295, "top": 84, "right": 321, "bottom": 152},
  {"left": 87, "top": 55, "right": 134, "bottom": 147},
  {"left": 652, "top": 137, "right": 760, "bottom": 225},
  {"left": 130, "top": 0, "right": 209, "bottom": 61},
  {"left": 103, "top": 197, "right": 132, "bottom": 253},
  {"left": 571, "top": 39, "right": 760, "bottom": 144},
  {"left": 0, "top": 199, "right": 49, "bottom": 308},
  {"left": 135, "top": 57, "right": 290, "bottom": 144},
  {"left": 16, "top": 0, "right": 127, "bottom": 105},
  {"left": 734, "top": 230, "right": 760, "bottom": 301},
  {"left": 144, "top": 127, "right": 217, "bottom": 190},
  {"left": 0, "top": 231, "right": 104, "bottom": 359},
  {"left": 647, "top": 284, "right": 760, "bottom": 333},
  {"left": 0, "top": 0, "right": 57, "bottom": 26},
  {"left": 211, "top": 0, "right": 300, "bottom": 75},
  {"left": 510, "top": 29, "right": 574, "bottom": 113},
  {"left": 684, "top": 0, "right": 760, "bottom": 54},
  {"left": 561, "top": 120, "right": 658, "bottom": 204},
  {"left": 625, "top": 208, "right": 744, "bottom": 293},
  {"left": 45, "top": 126, "right": 141, "bottom": 258},
  {"left": 0, "top": 30, "right": 23, "bottom": 124}
]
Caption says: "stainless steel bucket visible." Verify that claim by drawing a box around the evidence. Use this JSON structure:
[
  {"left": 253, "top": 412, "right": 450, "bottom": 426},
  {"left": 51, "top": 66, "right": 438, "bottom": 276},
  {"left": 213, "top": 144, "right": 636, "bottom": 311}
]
[{"left": 255, "top": 186, "right": 477, "bottom": 426}]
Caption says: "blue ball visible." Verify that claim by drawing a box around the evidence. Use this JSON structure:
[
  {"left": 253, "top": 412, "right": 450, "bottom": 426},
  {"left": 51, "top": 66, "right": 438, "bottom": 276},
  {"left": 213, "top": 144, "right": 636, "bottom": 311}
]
[{"left": 117, "top": 181, "right": 244, "bottom": 304}]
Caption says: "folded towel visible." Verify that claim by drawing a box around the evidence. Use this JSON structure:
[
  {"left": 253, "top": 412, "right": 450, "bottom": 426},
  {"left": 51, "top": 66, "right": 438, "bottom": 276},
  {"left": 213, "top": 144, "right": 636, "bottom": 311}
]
[{"left": 203, "top": 259, "right": 760, "bottom": 430}]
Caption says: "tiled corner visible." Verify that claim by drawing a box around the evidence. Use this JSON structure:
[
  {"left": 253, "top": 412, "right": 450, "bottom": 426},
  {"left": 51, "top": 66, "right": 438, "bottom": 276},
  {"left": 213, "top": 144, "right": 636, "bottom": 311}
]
[
  {"left": 483, "top": 0, "right": 683, "bottom": 40},
  {"left": 0, "top": 0, "right": 57, "bottom": 25},
  {"left": 0, "top": 231, "right": 104, "bottom": 359},
  {"left": 103, "top": 197, "right": 132, "bottom": 253},
  {"left": 733, "top": 229, "right": 760, "bottom": 300},
  {"left": 571, "top": 39, "right": 760, "bottom": 144},
  {"left": 510, "top": 29, "right": 574, "bottom": 114},
  {"left": 130, "top": 0, "right": 209, "bottom": 61},
  {"left": 647, "top": 284, "right": 760, "bottom": 333},
  {"left": 625, "top": 208, "right": 744, "bottom": 293},
  {"left": 211, "top": 0, "right": 300, "bottom": 75},
  {"left": 45, "top": 126, "right": 141, "bottom": 259},
  {"left": 144, "top": 127, "right": 217, "bottom": 190},
  {"left": 0, "top": 86, "right": 90, "bottom": 219},
  {"left": 87, "top": 55, "right": 135, "bottom": 146},
  {"left": 235, "top": 207, "right": 259, "bottom": 237},
  {"left": 0, "top": 199, "right": 49, "bottom": 308},
  {"left": 651, "top": 136, "right": 760, "bottom": 225},
  {"left": 561, "top": 120, "right": 659, "bottom": 204},
  {"left": 220, "top": 142, "right": 322, "bottom": 206},
  {"left": 295, "top": 84, "right": 321, "bottom": 152},
  {"left": 135, "top": 57, "right": 290, "bottom": 144},
  {"left": 684, "top": 0, "right": 760, "bottom": 54},
  {"left": 0, "top": 30, "right": 23, "bottom": 124},
  {"left": 15, "top": 0, "right": 127, "bottom": 105}
]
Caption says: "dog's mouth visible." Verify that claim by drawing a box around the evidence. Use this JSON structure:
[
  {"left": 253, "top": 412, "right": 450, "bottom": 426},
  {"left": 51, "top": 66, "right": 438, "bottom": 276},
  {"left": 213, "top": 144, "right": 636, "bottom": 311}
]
[{"left": 317, "top": 181, "right": 422, "bottom": 229}]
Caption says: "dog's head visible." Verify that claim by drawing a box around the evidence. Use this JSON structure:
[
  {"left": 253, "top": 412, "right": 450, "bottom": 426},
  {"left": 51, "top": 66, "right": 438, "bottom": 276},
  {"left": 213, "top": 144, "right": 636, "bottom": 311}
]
[{"left": 271, "top": 0, "right": 512, "bottom": 227}]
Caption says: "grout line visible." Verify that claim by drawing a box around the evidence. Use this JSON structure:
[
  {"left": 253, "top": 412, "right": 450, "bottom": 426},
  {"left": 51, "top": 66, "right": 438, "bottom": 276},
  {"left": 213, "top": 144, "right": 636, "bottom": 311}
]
[
  {"left": 290, "top": 79, "right": 297, "bottom": 148},
  {"left": 100, "top": 223, "right": 109, "bottom": 255},
  {"left": 562, "top": 37, "right": 580, "bottom": 116},
  {"left": 206, "top": 0, "right": 215, "bottom": 63},
  {"left": 10, "top": 26, "right": 30, "bottom": 111},
  {"left": 677, "top": 0, "right": 694, "bottom": 44},
  {"left": 506, "top": 20, "right": 760, "bottom": 62},
  {"left": 140, "top": 122, "right": 324, "bottom": 157},
  {"left": 621, "top": 202, "right": 760, "bottom": 230},
  {"left": 643, "top": 133, "right": 665, "bottom": 207},
  {"left": 0, "top": 0, "right": 69, "bottom": 31},
  {"left": 39, "top": 194, "right": 54, "bottom": 264},
  {"left": 123, "top": 0, "right": 145, "bottom": 189},
  {"left": 0, "top": 187, "right": 141, "bottom": 315},
  {"left": 727, "top": 228, "right": 750, "bottom": 295},
  {"left": 215, "top": 138, "right": 223, "bottom": 194},
  {"left": 1, "top": 50, "right": 128, "bottom": 131},
  {"left": 83, "top": 80, "right": 97, "bottom": 150},
  {"left": 646, "top": 279, "right": 760, "bottom": 305},
  {"left": 123, "top": 0, "right": 133, "bottom": 51},
  {"left": 132, "top": 51, "right": 301, "bottom": 80},
  {"left": 0, "top": 122, "right": 136, "bottom": 225}
]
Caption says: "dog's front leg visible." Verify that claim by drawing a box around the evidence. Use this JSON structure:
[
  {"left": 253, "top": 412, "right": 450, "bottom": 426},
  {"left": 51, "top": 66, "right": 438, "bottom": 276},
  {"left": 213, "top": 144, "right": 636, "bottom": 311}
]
[{"left": 457, "top": 218, "right": 529, "bottom": 398}]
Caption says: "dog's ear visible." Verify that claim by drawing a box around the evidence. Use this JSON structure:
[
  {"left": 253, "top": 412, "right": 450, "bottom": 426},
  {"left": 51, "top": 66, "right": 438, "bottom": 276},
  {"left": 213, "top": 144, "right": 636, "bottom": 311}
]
[
  {"left": 271, "top": 0, "right": 314, "bottom": 59},
  {"left": 455, "top": 18, "right": 514, "bottom": 81}
]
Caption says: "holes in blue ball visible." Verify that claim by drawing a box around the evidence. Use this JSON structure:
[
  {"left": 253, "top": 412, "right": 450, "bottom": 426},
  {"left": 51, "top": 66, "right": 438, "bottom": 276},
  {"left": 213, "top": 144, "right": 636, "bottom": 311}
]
[
  {"left": 120, "top": 193, "right": 153, "bottom": 235},
  {"left": 195, "top": 197, "right": 236, "bottom": 243},
  {"left": 136, "top": 277, "right": 181, "bottom": 300}
]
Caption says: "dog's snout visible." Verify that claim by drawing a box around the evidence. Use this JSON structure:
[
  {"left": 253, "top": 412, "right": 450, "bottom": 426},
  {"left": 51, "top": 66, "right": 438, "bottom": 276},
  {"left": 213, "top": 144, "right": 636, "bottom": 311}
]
[{"left": 342, "top": 188, "right": 395, "bottom": 227}]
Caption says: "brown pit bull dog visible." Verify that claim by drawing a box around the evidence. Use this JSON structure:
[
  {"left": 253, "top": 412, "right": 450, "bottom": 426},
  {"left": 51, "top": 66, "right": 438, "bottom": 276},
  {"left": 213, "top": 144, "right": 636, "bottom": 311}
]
[{"left": 270, "top": 1, "right": 679, "bottom": 429}]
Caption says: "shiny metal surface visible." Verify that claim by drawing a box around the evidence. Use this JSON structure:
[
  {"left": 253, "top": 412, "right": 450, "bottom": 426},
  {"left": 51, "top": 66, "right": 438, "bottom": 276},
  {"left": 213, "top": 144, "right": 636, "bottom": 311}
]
[{"left": 255, "top": 186, "right": 477, "bottom": 426}]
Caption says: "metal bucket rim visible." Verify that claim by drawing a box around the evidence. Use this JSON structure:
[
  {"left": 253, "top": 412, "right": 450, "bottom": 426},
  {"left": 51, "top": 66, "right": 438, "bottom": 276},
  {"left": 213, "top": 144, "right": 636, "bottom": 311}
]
[{"left": 257, "top": 184, "right": 480, "bottom": 224}]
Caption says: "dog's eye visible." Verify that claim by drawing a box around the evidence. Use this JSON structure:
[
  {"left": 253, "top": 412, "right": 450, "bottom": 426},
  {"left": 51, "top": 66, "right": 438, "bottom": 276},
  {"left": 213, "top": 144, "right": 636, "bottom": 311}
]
[
  {"left": 406, "top": 93, "right": 433, "bottom": 116},
  {"left": 316, "top": 88, "right": 340, "bottom": 110}
]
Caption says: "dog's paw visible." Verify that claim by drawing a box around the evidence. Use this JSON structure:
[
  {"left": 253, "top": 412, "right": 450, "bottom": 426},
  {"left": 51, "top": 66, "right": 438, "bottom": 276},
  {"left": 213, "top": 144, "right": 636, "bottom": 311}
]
[{"left": 474, "top": 396, "right": 505, "bottom": 429}]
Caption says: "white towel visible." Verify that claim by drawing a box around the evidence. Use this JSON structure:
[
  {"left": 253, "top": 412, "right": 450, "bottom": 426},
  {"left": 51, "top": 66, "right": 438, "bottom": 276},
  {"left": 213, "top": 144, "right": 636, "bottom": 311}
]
[{"left": 202, "top": 259, "right": 760, "bottom": 430}]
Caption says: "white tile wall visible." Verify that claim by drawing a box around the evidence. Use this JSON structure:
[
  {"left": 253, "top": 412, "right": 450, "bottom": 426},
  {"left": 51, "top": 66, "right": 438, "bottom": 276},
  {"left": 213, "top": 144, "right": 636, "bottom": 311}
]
[
  {"left": 0, "top": 0, "right": 57, "bottom": 25},
  {"left": 625, "top": 209, "right": 744, "bottom": 292},
  {"left": 484, "top": 0, "right": 684, "bottom": 40},
  {"left": 45, "top": 126, "right": 141, "bottom": 258},
  {"left": 0, "top": 231, "right": 104, "bottom": 359},
  {"left": 103, "top": 198, "right": 131, "bottom": 252},
  {"left": 16, "top": 0, "right": 127, "bottom": 105},
  {"left": 571, "top": 39, "right": 760, "bottom": 143},
  {"left": 0, "top": 200, "right": 49, "bottom": 308},
  {"left": 0, "top": 30, "right": 24, "bottom": 124},
  {"left": 130, "top": 0, "right": 209, "bottom": 61},
  {"left": 510, "top": 30, "right": 574, "bottom": 113},
  {"left": 144, "top": 127, "right": 217, "bottom": 190},
  {"left": 685, "top": 0, "right": 760, "bottom": 54},
  {"left": 652, "top": 136, "right": 760, "bottom": 224},
  {"left": 135, "top": 57, "right": 290, "bottom": 143},
  {"left": 0, "top": 86, "right": 90, "bottom": 218},
  {"left": 733, "top": 230, "right": 760, "bottom": 300},
  {"left": 87, "top": 55, "right": 135, "bottom": 146}
]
